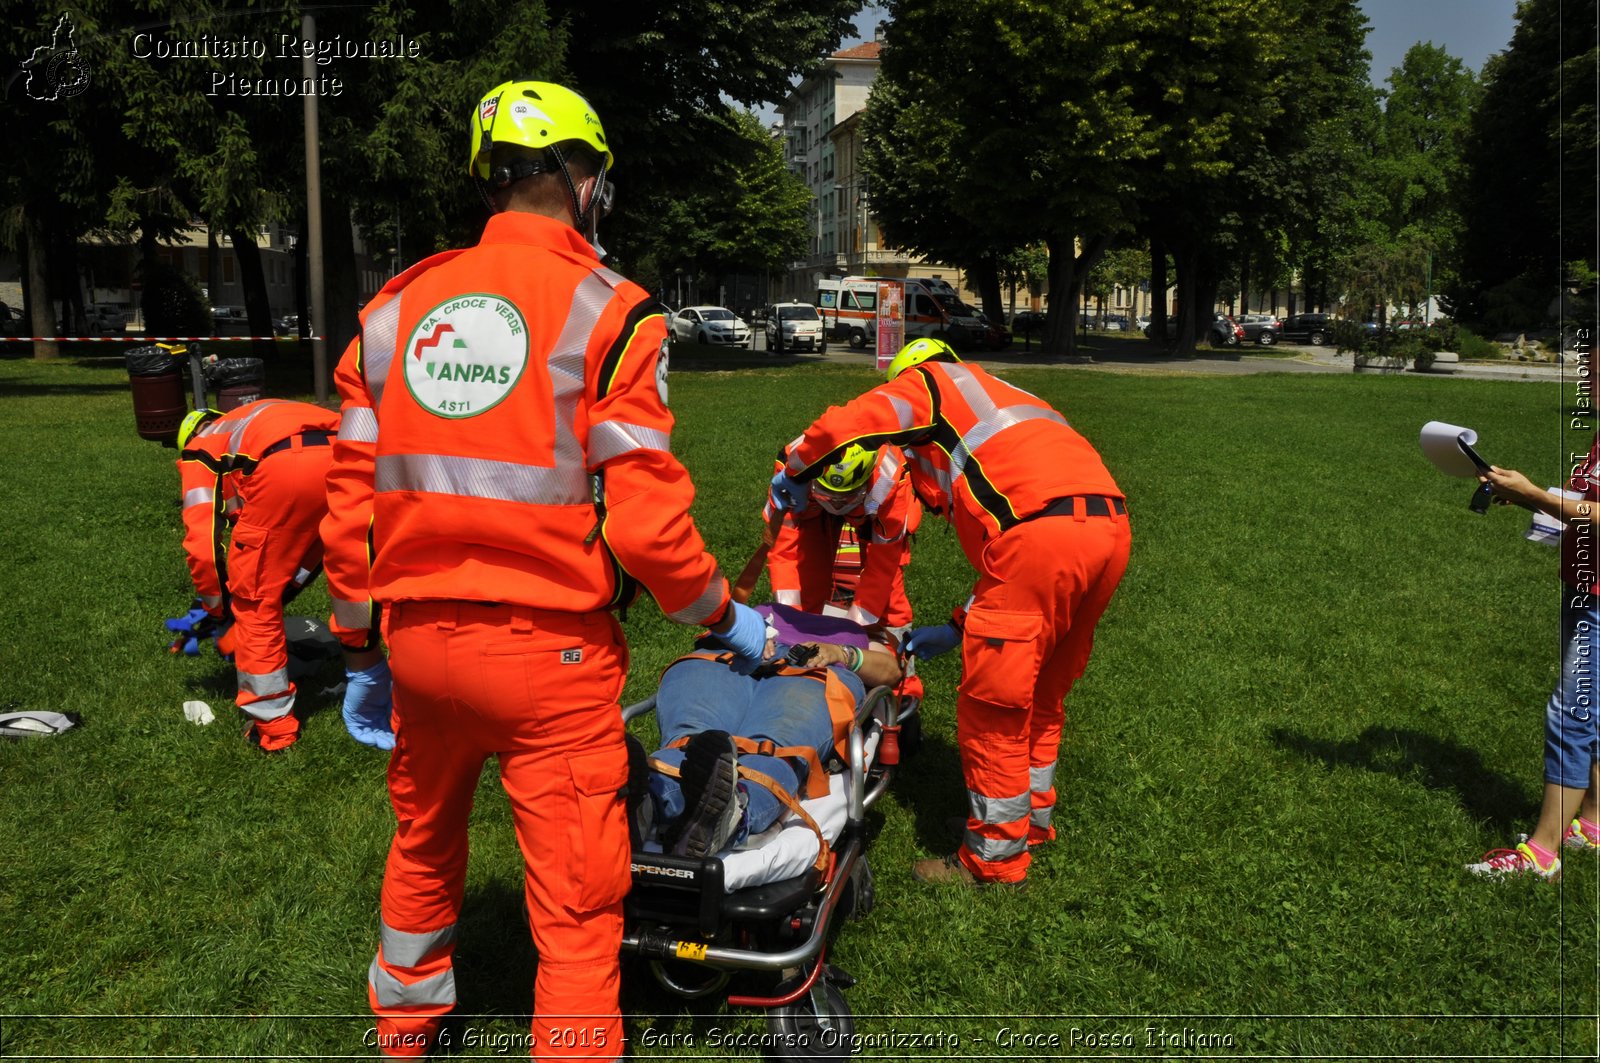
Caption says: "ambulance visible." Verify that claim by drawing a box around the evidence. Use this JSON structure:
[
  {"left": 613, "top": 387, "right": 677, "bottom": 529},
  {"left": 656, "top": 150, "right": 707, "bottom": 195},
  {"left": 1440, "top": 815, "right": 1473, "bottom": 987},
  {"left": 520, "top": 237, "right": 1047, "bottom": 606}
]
[{"left": 815, "top": 276, "right": 984, "bottom": 350}]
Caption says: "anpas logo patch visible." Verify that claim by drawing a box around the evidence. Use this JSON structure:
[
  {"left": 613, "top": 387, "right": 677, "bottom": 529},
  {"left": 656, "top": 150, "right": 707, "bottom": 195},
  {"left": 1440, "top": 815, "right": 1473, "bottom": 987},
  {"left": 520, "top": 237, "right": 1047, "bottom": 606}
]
[{"left": 403, "top": 294, "right": 529, "bottom": 418}]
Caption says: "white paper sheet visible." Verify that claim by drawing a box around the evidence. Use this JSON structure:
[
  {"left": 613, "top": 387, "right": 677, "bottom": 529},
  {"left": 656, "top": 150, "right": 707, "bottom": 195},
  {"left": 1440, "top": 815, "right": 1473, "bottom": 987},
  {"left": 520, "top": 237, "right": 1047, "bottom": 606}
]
[{"left": 1419, "top": 421, "right": 1485, "bottom": 478}]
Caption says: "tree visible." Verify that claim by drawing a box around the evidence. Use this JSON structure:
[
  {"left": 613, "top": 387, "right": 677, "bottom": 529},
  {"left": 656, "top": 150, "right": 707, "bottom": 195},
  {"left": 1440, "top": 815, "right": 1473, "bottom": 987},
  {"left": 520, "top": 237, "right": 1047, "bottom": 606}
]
[
  {"left": 627, "top": 108, "right": 813, "bottom": 295},
  {"left": 1368, "top": 43, "right": 1479, "bottom": 316},
  {"left": 1453, "top": 0, "right": 1598, "bottom": 331}
]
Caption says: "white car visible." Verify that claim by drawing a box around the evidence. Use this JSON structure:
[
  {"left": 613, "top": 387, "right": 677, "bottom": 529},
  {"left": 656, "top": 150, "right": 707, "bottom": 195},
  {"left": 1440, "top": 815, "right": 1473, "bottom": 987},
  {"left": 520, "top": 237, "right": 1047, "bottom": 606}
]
[
  {"left": 765, "top": 303, "right": 826, "bottom": 353},
  {"left": 672, "top": 306, "right": 750, "bottom": 348}
]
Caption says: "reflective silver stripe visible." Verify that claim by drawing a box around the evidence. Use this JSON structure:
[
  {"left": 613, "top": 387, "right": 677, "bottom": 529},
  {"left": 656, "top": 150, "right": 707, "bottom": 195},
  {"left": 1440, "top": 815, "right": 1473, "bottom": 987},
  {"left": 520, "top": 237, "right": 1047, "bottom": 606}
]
[
  {"left": 368, "top": 956, "right": 457, "bottom": 1009},
  {"left": 950, "top": 406, "right": 1068, "bottom": 481},
  {"left": 863, "top": 450, "right": 899, "bottom": 515},
  {"left": 1030, "top": 764, "right": 1057, "bottom": 793},
  {"left": 376, "top": 452, "right": 591, "bottom": 505},
  {"left": 593, "top": 265, "right": 628, "bottom": 289},
  {"left": 293, "top": 568, "right": 313, "bottom": 587},
  {"left": 379, "top": 921, "right": 458, "bottom": 968},
  {"left": 224, "top": 496, "right": 242, "bottom": 515},
  {"left": 773, "top": 589, "right": 802, "bottom": 606},
  {"left": 589, "top": 420, "right": 671, "bottom": 465},
  {"left": 229, "top": 400, "right": 288, "bottom": 454},
  {"left": 363, "top": 296, "right": 402, "bottom": 405},
  {"left": 967, "top": 788, "right": 1031, "bottom": 824},
  {"left": 887, "top": 394, "right": 917, "bottom": 431},
  {"left": 332, "top": 597, "right": 372, "bottom": 630},
  {"left": 550, "top": 271, "right": 615, "bottom": 488},
  {"left": 1031, "top": 807, "right": 1054, "bottom": 829},
  {"left": 238, "top": 667, "right": 291, "bottom": 696},
  {"left": 338, "top": 406, "right": 378, "bottom": 443},
  {"left": 200, "top": 594, "right": 223, "bottom": 610},
  {"left": 666, "top": 567, "right": 727, "bottom": 625},
  {"left": 965, "top": 830, "right": 1027, "bottom": 862},
  {"left": 240, "top": 692, "right": 294, "bottom": 720},
  {"left": 784, "top": 434, "right": 807, "bottom": 474},
  {"left": 183, "top": 487, "right": 215, "bottom": 509},
  {"left": 943, "top": 365, "right": 1067, "bottom": 482}
]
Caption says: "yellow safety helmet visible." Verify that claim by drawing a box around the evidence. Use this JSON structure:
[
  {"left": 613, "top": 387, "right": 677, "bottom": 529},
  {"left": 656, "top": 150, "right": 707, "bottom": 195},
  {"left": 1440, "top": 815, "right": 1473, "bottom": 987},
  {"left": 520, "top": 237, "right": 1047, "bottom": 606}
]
[
  {"left": 177, "top": 408, "right": 220, "bottom": 451},
  {"left": 468, "top": 81, "right": 613, "bottom": 182},
  {"left": 885, "top": 337, "right": 960, "bottom": 381},
  {"left": 813, "top": 445, "right": 876, "bottom": 515}
]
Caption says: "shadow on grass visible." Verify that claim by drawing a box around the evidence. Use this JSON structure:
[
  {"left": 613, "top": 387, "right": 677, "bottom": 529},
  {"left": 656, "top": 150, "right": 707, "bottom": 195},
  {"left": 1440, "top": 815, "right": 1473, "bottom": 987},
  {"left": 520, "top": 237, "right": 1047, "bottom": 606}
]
[
  {"left": 1270, "top": 724, "right": 1537, "bottom": 831},
  {"left": 896, "top": 728, "right": 969, "bottom": 854}
]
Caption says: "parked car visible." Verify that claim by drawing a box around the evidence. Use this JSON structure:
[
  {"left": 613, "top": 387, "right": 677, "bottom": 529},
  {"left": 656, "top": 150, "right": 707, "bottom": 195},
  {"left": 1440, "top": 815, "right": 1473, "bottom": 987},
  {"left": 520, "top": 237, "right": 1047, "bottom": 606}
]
[
  {"left": 0, "top": 304, "right": 23, "bottom": 337},
  {"left": 85, "top": 304, "right": 128, "bottom": 334},
  {"left": 1279, "top": 312, "right": 1331, "bottom": 346},
  {"left": 274, "top": 314, "right": 312, "bottom": 337},
  {"left": 671, "top": 305, "right": 750, "bottom": 348},
  {"left": 1010, "top": 310, "right": 1047, "bottom": 338},
  {"left": 1100, "top": 313, "right": 1131, "bottom": 333},
  {"left": 765, "top": 302, "right": 826, "bottom": 353},
  {"left": 1208, "top": 314, "right": 1246, "bottom": 347},
  {"left": 1236, "top": 313, "right": 1282, "bottom": 346},
  {"left": 211, "top": 305, "right": 253, "bottom": 336}
]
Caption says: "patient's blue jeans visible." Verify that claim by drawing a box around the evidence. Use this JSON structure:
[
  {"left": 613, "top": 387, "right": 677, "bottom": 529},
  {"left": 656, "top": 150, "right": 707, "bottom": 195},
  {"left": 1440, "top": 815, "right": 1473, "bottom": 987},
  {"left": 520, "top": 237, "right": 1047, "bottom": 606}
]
[
  {"left": 649, "top": 657, "right": 863, "bottom": 839},
  {"left": 1546, "top": 590, "right": 1600, "bottom": 788}
]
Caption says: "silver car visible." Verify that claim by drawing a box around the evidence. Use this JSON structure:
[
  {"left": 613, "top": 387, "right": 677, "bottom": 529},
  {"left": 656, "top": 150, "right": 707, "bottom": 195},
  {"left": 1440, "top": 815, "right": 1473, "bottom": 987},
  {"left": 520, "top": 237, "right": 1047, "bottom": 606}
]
[{"left": 671, "top": 306, "right": 750, "bottom": 348}]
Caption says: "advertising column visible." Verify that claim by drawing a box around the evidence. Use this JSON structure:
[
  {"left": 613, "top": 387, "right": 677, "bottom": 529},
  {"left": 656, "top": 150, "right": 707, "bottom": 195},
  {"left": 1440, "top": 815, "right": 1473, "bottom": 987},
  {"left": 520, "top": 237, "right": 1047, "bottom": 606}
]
[{"left": 875, "top": 282, "right": 902, "bottom": 374}]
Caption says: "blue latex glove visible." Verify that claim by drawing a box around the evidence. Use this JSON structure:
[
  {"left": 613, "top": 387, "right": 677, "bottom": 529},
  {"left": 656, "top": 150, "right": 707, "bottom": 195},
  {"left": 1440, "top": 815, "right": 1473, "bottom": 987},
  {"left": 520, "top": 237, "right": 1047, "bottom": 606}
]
[
  {"left": 165, "top": 606, "right": 213, "bottom": 634},
  {"left": 768, "top": 470, "right": 811, "bottom": 514},
  {"left": 905, "top": 623, "right": 961, "bottom": 660},
  {"left": 711, "top": 602, "right": 768, "bottom": 674},
  {"left": 342, "top": 659, "right": 395, "bottom": 751}
]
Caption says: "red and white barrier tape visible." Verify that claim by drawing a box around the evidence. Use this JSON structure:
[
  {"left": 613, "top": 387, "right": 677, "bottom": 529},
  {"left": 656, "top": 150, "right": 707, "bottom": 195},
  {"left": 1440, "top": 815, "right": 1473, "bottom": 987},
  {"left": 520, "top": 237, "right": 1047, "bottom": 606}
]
[{"left": 0, "top": 334, "right": 319, "bottom": 342}]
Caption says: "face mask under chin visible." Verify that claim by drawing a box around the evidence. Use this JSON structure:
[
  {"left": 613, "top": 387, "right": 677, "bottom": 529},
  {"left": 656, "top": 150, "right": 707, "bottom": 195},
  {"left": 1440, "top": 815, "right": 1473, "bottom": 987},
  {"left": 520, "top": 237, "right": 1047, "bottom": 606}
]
[{"left": 814, "top": 490, "right": 864, "bottom": 515}]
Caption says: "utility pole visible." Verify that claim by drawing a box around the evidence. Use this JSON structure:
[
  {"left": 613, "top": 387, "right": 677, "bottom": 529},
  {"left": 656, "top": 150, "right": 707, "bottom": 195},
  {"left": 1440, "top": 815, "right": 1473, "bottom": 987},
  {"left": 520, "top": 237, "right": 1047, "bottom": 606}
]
[{"left": 302, "top": 13, "right": 329, "bottom": 403}]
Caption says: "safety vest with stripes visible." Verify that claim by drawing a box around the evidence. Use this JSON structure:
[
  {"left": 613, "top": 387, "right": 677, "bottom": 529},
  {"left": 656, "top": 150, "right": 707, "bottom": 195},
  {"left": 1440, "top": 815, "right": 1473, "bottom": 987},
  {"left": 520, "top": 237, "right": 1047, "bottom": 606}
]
[
  {"left": 322, "top": 211, "right": 728, "bottom": 648},
  {"left": 783, "top": 362, "right": 1121, "bottom": 570},
  {"left": 179, "top": 399, "right": 340, "bottom": 609}
]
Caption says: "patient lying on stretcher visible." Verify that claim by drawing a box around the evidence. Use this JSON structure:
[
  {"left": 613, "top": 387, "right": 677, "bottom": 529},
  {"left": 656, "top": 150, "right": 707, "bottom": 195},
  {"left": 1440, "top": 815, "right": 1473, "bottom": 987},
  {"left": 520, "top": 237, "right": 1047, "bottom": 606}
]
[{"left": 645, "top": 603, "right": 902, "bottom": 859}]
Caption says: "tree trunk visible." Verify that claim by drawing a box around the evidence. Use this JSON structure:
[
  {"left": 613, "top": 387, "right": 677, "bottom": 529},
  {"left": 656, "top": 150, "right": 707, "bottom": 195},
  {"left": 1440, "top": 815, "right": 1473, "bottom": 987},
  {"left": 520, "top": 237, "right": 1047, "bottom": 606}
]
[
  {"left": 207, "top": 228, "right": 223, "bottom": 334},
  {"left": 294, "top": 208, "right": 310, "bottom": 339},
  {"left": 229, "top": 227, "right": 275, "bottom": 358},
  {"left": 1149, "top": 234, "right": 1169, "bottom": 347},
  {"left": 1239, "top": 248, "right": 1251, "bottom": 315},
  {"left": 1041, "top": 233, "right": 1112, "bottom": 360},
  {"left": 23, "top": 204, "right": 58, "bottom": 359},
  {"left": 971, "top": 256, "right": 1004, "bottom": 333},
  {"left": 323, "top": 195, "right": 361, "bottom": 366},
  {"left": 1172, "top": 239, "right": 1202, "bottom": 354}
]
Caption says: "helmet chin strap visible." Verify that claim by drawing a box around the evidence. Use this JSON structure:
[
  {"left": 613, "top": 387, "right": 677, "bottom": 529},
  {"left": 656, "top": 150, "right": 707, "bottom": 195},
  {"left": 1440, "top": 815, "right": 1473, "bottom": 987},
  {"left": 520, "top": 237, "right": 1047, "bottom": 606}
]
[{"left": 550, "top": 145, "right": 609, "bottom": 256}]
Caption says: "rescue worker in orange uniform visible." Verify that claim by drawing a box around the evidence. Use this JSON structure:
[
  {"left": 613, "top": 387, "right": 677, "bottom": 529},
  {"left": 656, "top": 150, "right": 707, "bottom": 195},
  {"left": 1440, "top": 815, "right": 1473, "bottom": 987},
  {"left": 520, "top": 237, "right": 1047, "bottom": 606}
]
[
  {"left": 173, "top": 399, "right": 341, "bottom": 751},
  {"left": 320, "top": 80, "right": 765, "bottom": 1060},
  {"left": 769, "top": 338, "right": 1130, "bottom": 886},
  {"left": 767, "top": 443, "right": 919, "bottom": 631}
]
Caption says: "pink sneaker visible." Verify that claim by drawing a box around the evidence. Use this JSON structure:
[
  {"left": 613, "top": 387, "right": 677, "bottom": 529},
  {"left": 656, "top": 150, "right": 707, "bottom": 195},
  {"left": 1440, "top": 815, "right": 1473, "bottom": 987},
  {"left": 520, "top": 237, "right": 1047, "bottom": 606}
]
[
  {"left": 1466, "top": 840, "right": 1561, "bottom": 881},
  {"left": 1563, "top": 818, "right": 1600, "bottom": 852}
]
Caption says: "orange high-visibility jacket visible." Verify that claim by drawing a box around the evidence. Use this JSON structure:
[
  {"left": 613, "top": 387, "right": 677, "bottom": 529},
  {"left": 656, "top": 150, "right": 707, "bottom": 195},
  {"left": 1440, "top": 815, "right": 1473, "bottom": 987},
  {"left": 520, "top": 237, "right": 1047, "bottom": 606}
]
[
  {"left": 768, "top": 445, "right": 915, "bottom": 625},
  {"left": 322, "top": 212, "right": 729, "bottom": 649},
  {"left": 783, "top": 362, "right": 1121, "bottom": 570},
  {"left": 179, "top": 399, "right": 340, "bottom": 610}
]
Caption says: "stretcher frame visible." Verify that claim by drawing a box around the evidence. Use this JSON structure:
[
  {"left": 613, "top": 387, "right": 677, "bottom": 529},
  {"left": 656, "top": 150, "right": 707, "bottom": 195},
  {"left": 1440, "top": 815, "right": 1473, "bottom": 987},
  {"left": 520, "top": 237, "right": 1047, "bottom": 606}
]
[{"left": 619, "top": 671, "right": 921, "bottom": 1054}]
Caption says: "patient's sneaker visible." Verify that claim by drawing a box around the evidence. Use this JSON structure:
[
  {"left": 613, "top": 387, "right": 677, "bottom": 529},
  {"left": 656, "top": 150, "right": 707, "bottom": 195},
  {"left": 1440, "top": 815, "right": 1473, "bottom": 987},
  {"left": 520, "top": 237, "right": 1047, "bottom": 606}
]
[
  {"left": 1563, "top": 817, "right": 1600, "bottom": 852},
  {"left": 667, "top": 730, "right": 745, "bottom": 858},
  {"left": 1466, "top": 838, "right": 1561, "bottom": 881}
]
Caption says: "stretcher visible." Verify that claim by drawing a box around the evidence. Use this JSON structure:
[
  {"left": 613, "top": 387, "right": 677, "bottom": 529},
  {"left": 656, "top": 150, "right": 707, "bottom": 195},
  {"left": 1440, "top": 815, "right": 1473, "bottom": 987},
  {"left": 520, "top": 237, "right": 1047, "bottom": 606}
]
[{"left": 621, "top": 667, "right": 921, "bottom": 1060}]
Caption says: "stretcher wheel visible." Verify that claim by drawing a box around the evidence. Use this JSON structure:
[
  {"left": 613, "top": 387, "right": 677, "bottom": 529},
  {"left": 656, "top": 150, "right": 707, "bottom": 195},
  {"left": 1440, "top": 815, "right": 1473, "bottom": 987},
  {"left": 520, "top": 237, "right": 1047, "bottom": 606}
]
[
  {"left": 765, "top": 976, "right": 854, "bottom": 1060},
  {"left": 836, "top": 855, "right": 874, "bottom": 923}
]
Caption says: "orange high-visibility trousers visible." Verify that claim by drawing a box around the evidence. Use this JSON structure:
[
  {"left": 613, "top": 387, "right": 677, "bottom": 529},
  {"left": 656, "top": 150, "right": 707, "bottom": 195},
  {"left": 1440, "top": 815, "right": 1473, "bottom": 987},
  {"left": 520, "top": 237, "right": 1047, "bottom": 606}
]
[
  {"left": 228, "top": 442, "right": 332, "bottom": 735},
  {"left": 954, "top": 506, "right": 1130, "bottom": 882},
  {"left": 370, "top": 601, "right": 630, "bottom": 1061}
]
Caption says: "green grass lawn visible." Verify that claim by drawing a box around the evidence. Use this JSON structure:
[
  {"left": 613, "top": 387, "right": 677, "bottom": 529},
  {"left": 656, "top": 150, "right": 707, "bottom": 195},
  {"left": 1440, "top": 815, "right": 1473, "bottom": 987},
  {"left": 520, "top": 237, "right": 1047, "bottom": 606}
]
[{"left": 0, "top": 351, "right": 1595, "bottom": 1059}]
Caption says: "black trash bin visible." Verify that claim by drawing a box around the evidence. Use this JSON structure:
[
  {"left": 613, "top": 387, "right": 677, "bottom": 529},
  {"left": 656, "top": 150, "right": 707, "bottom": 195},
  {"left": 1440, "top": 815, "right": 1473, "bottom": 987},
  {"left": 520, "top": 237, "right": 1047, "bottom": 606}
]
[
  {"left": 125, "top": 346, "right": 186, "bottom": 442},
  {"left": 205, "top": 357, "right": 266, "bottom": 411}
]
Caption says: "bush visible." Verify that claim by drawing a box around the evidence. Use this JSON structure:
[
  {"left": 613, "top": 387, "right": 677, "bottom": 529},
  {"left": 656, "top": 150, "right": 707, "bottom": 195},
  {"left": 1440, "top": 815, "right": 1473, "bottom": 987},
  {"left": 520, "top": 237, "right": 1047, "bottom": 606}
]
[{"left": 1454, "top": 326, "right": 1501, "bottom": 360}]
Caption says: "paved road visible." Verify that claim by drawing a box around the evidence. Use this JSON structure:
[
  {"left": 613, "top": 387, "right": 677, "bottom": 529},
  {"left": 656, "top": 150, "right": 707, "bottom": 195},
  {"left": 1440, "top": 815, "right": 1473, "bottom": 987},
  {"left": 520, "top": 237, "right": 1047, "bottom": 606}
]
[{"left": 813, "top": 338, "right": 1570, "bottom": 383}]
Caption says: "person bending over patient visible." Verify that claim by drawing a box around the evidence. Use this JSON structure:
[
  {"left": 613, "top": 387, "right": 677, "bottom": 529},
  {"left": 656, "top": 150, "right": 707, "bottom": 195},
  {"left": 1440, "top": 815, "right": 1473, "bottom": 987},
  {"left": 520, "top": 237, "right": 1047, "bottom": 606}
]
[{"left": 647, "top": 603, "right": 902, "bottom": 858}]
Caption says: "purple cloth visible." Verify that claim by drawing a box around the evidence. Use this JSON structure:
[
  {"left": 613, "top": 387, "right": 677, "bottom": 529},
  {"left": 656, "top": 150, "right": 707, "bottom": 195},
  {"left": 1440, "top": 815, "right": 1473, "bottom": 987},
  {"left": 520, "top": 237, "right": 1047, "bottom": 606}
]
[{"left": 757, "top": 602, "right": 870, "bottom": 651}]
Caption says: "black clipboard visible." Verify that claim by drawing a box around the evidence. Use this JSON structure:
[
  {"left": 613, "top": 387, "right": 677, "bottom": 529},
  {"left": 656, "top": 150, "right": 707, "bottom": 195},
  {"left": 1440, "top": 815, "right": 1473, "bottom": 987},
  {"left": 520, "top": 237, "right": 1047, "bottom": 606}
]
[{"left": 1456, "top": 437, "right": 1493, "bottom": 474}]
